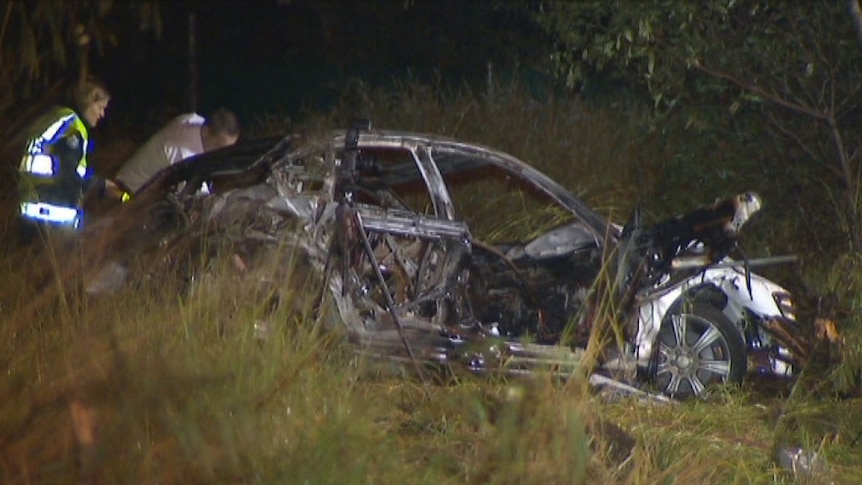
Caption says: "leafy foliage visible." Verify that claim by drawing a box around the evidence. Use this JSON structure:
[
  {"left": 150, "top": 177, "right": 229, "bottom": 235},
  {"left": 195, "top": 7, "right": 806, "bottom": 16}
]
[
  {"left": 0, "top": 1, "right": 161, "bottom": 111},
  {"left": 535, "top": 0, "right": 862, "bottom": 391},
  {"left": 535, "top": 1, "right": 862, "bottom": 251},
  {"left": 537, "top": 2, "right": 859, "bottom": 111}
]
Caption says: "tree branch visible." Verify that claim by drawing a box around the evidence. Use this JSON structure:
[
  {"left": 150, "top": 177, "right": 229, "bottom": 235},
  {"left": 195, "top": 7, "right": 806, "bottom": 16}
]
[
  {"left": 849, "top": 0, "right": 862, "bottom": 49},
  {"left": 692, "top": 62, "right": 830, "bottom": 122},
  {"left": 0, "top": 1, "right": 14, "bottom": 84},
  {"left": 695, "top": 60, "right": 861, "bottom": 248},
  {"left": 765, "top": 110, "right": 834, "bottom": 176},
  {"left": 0, "top": 1, "right": 12, "bottom": 52}
]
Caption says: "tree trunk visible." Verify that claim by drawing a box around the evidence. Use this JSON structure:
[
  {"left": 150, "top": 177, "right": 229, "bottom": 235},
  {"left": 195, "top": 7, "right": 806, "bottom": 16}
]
[
  {"left": 76, "top": 23, "right": 91, "bottom": 84},
  {"left": 850, "top": 0, "right": 862, "bottom": 48},
  {"left": 188, "top": 9, "right": 198, "bottom": 112}
]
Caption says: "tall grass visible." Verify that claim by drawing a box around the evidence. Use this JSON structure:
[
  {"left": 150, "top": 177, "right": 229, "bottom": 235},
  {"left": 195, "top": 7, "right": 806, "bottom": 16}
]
[
  {"left": 3, "top": 78, "right": 862, "bottom": 484},
  {"left": 0, "top": 236, "right": 605, "bottom": 483},
  {"left": 301, "top": 76, "right": 665, "bottom": 222}
]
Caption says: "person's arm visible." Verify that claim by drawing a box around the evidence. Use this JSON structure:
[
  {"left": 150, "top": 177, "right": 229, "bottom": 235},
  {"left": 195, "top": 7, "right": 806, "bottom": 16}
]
[
  {"left": 55, "top": 130, "right": 109, "bottom": 197},
  {"left": 103, "top": 179, "right": 128, "bottom": 200},
  {"left": 83, "top": 175, "right": 106, "bottom": 198},
  {"left": 52, "top": 132, "right": 85, "bottom": 178},
  {"left": 49, "top": 132, "right": 94, "bottom": 197}
]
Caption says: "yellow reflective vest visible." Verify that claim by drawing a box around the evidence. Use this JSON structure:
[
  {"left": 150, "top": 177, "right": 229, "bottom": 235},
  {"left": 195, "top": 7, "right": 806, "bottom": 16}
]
[{"left": 17, "top": 107, "right": 92, "bottom": 228}]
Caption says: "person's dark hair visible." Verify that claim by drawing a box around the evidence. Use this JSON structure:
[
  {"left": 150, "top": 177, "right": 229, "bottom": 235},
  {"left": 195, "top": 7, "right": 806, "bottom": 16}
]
[{"left": 205, "top": 108, "right": 240, "bottom": 137}]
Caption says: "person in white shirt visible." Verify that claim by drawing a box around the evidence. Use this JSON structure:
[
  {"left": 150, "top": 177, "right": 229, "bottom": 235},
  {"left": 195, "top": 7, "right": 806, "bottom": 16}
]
[{"left": 113, "top": 107, "right": 240, "bottom": 196}]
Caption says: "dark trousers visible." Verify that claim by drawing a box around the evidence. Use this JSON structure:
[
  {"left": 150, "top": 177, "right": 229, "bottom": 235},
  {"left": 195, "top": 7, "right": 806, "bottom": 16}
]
[{"left": 17, "top": 217, "right": 80, "bottom": 248}]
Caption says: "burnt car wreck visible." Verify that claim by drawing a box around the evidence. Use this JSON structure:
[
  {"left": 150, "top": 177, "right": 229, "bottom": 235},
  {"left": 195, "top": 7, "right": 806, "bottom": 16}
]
[{"left": 86, "top": 121, "right": 808, "bottom": 399}]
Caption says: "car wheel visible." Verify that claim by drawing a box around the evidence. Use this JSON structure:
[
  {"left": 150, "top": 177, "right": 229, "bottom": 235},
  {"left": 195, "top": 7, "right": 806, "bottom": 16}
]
[{"left": 653, "top": 304, "right": 746, "bottom": 399}]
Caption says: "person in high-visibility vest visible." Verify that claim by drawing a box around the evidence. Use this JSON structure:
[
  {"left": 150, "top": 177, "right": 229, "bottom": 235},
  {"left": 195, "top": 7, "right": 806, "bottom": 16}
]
[{"left": 17, "top": 77, "right": 111, "bottom": 236}]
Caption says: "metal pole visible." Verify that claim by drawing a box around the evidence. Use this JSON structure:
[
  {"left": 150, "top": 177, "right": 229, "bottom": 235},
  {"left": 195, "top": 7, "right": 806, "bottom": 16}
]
[{"left": 671, "top": 254, "right": 798, "bottom": 270}]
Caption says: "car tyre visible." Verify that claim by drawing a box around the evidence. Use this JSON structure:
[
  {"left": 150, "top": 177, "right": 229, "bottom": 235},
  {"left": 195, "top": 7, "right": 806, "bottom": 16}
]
[{"left": 652, "top": 303, "right": 746, "bottom": 399}]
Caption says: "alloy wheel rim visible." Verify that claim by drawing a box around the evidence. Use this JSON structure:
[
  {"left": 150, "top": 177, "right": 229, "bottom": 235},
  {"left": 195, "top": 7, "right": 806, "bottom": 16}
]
[{"left": 656, "top": 313, "right": 732, "bottom": 397}]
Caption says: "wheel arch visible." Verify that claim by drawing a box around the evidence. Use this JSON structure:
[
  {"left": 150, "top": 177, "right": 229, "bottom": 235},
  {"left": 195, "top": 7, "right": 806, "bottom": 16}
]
[{"left": 665, "top": 283, "right": 729, "bottom": 318}]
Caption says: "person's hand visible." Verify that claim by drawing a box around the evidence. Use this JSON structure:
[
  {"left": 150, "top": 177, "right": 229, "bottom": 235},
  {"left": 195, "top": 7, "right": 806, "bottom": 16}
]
[{"left": 104, "top": 179, "right": 126, "bottom": 200}]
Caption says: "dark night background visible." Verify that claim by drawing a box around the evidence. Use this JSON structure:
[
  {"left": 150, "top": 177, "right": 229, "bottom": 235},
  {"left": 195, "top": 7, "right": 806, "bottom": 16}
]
[{"left": 90, "top": 1, "right": 551, "bottom": 137}]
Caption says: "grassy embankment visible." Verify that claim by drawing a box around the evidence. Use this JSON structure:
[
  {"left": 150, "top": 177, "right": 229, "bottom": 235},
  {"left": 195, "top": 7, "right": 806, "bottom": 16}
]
[{"left": 2, "top": 80, "right": 862, "bottom": 484}]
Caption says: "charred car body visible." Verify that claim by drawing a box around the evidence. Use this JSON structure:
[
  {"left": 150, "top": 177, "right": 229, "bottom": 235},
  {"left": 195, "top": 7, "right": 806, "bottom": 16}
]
[{"left": 87, "top": 122, "right": 805, "bottom": 399}]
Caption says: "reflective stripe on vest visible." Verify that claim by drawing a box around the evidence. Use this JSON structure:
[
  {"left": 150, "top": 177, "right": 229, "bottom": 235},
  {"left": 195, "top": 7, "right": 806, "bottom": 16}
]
[
  {"left": 19, "top": 109, "right": 90, "bottom": 179},
  {"left": 19, "top": 154, "right": 54, "bottom": 176},
  {"left": 19, "top": 201, "right": 81, "bottom": 227}
]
